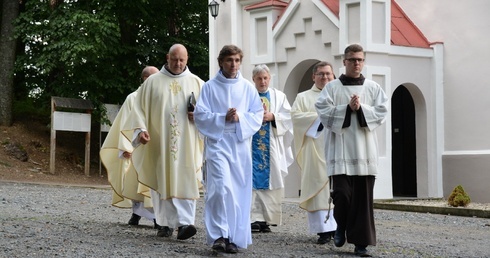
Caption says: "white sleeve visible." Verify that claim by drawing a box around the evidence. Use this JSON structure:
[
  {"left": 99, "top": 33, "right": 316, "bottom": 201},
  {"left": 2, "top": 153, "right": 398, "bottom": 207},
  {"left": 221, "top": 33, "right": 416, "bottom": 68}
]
[{"left": 305, "top": 117, "right": 322, "bottom": 138}]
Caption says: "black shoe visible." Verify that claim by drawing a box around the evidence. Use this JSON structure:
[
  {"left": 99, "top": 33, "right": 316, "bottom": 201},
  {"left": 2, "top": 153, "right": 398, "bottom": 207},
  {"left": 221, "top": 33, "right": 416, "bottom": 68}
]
[
  {"left": 251, "top": 222, "right": 261, "bottom": 233},
  {"left": 258, "top": 221, "right": 271, "bottom": 233},
  {"left": 226, "top": 242, "right": 238, "bottom": 254},
  {"left": 212, "top": 237, "right": 227, "bottom": 252},
  {"left": 317, "top": 232, "right": 331, "bottom": 244},
  {"left": 156, "top": 226, "right": 173, "bottom": 237},
  {"left": 177, "top": 225, "right": 197, "bottom": 240},
  {"left": 153, "top": 219, "right": 158, "bottom": 229},
  {"left": 128, "top": 213, "right": 141, "bottom": 225},
  {"left": 354, "top": 245, "right": 371, "bottom": 257},
  {"left": 261, "top": 224, "right": 271, "bottom": 233},
  {"left": 333, "top": 229, "right": 346, "bottom": 247}
]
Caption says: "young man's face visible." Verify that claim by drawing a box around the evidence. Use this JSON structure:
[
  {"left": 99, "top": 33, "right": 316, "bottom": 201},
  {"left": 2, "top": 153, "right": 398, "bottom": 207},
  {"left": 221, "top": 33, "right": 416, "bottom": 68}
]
[
  {"left": 220, "top": 54, "right": 241, "bottom": 78},
  {"left": 343, "top": 51, "right": 365, "bottom": 78},
  {"left": 312, "top": 65, "right": 335, "bottom": 90}
]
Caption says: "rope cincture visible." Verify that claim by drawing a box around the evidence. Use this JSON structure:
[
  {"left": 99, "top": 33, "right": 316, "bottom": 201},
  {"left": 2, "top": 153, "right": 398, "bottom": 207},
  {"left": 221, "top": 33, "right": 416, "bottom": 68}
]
[{"left": 324, "top": 175, "right": 333, "bottom": 223}]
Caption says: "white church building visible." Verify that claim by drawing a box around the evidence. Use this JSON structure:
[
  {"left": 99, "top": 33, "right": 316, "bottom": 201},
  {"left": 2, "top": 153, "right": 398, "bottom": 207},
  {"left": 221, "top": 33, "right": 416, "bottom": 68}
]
[{"left": 207, "top": 0, "right": 490, "bottom": 202}]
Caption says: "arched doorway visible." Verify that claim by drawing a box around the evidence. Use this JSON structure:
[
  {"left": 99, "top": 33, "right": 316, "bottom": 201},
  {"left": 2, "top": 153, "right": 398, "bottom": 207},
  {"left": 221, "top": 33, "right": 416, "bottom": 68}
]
[{"left": 391, "top": 85, "right": 417, "bottom": 197}]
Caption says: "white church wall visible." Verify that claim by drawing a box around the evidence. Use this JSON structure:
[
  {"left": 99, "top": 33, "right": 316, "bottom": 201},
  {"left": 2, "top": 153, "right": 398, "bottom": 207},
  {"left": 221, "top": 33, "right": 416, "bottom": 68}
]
[
  {"left": 396, "top": 0, "right": 490, "bottom": 201},
  {"left": 396, "top": 0, "right": 490, "bottom": 152}
]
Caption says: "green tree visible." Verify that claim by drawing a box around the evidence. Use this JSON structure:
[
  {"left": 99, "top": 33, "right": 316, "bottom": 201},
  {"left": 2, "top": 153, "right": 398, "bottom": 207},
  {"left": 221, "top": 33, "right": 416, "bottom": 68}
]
[{"left": 13, "top": 0, "right": 209, "bottom": 121}]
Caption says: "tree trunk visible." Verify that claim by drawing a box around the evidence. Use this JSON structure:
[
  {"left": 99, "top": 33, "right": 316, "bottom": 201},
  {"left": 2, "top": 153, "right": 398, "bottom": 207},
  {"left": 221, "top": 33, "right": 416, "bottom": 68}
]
[{"left": 0, "top": 0, "right": 20, "bottom": 126}]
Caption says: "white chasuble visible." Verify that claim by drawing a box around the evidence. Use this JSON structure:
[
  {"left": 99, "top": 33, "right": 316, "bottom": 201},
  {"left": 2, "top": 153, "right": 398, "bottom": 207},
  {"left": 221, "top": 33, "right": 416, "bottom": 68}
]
[
  {"left": 100, "top": 89, "right": 151, "bottom": 208},
  {"left": 291, "top": 85, "right": 330, "bottom": 212}
]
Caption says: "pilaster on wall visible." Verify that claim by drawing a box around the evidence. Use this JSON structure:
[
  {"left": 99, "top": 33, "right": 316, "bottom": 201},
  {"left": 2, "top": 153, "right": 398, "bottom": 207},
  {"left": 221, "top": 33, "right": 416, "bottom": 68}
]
[
  {"left": 208, "top": 0, "right": 244, "bottom": 77},
  {"left": 247, "top": 7, "right": 283, "bottom": 64},
  {"left": 209, "top": 16, "right": 219, "bottom": 78},
  {"left": 366, "top": 66, "right": 393, "bottom": 199},
  {"left": 429, "top": 42, "right": 444, "bottom": 198},
  {"left": 339, "top": 0, "right": 391, "bottom": 54}
]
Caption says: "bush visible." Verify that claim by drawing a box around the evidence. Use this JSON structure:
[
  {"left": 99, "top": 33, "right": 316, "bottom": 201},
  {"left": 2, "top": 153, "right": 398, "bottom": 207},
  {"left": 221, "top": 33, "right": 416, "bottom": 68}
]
[{"left": 447, "top": 185, "right": 471, "bottom": 207}]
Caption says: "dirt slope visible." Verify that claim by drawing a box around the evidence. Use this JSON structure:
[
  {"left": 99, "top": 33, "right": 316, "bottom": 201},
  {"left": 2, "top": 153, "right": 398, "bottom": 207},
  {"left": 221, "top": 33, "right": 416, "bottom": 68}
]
[{"left": 0, "top": 118, "right": 108, "bottom": 186}]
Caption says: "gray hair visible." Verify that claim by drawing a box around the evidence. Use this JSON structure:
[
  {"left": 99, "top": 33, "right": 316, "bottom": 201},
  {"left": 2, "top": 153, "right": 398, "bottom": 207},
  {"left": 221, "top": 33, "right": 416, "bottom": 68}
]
[{"left": 252, "top": 64, "right": 271, "bottom": 78}]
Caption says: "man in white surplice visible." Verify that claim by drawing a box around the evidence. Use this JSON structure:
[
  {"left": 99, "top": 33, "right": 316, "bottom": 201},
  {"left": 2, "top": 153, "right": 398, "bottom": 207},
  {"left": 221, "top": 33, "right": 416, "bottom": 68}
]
[
  {"left": 194, "top": 45, "right": 263, "bottom": 254},
  {"left": 315, "top": 44, "right": 388, "bottom": 257},
  {"left": 250, "top": 64, "right": 293, "bottom": 233},
  {"left": 291, "top": 61, "right": 337, "bottom": 245}
]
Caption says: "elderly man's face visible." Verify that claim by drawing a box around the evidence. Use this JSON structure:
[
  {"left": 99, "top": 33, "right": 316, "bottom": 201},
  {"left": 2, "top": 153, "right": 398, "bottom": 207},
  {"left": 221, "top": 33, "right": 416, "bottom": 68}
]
[{"left": 253, "top": 71, "right": 270, "bottom": 93}]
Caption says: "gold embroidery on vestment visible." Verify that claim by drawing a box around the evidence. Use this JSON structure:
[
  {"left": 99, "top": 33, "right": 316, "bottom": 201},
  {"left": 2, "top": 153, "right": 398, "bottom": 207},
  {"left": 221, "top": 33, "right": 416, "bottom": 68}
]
[
  {"left": 169, "top": 80, "right": 181, "bottom": 95},
  {"left": 170, "top": 105, "right": 181, "bottom": 160}
]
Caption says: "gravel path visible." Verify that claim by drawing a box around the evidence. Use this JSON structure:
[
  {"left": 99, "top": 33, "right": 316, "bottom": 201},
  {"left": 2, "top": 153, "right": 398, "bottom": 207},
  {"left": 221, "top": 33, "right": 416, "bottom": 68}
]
[{"left": 1, "top": 181, "right": 490, "bottom": 257}]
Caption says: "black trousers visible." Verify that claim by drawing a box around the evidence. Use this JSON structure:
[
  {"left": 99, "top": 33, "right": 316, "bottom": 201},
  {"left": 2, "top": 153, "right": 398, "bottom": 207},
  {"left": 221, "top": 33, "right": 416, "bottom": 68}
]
[{"left": 332, "top": 174, "right": 376, "bottom": 246}]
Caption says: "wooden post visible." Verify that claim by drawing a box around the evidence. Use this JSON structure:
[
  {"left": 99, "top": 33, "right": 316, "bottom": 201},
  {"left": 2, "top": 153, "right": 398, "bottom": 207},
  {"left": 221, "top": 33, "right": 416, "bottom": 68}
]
[
  {"left": 85, "top": 131, "right": 90, "bottom": 176},
  {"left": 84, "top": 109, "right": 92, "bottom": 176},
  {"left": 50, "top": 98, "right": 56, "bottom": 174}
]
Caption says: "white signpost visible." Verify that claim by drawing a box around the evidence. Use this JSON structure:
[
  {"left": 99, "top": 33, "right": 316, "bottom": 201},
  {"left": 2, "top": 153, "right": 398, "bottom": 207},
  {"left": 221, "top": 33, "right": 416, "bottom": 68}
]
[{"left": 50, "top": 97, "right": 93, "bottom": 176}]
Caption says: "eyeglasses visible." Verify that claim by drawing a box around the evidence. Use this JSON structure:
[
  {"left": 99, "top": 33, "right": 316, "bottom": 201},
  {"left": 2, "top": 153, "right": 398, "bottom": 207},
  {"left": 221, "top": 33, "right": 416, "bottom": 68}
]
[
  {"left": 346, "top": 58, "right": 365, "bottom": 63},
  {"left": 315, "top": 73, "right": 332, "bottom": 77}
]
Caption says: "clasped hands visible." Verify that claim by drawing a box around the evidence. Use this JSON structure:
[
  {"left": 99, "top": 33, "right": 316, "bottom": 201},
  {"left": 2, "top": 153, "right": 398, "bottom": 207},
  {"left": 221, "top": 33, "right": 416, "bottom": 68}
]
[
  {"left": 226, "top": 108, "right": 239, "bottom": 122},
  {"left": 349, "top": 94, "right": 361, "bottom": 111}
]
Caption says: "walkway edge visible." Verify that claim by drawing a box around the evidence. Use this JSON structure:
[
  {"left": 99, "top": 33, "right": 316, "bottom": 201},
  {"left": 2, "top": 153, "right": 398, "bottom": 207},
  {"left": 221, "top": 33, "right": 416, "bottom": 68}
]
[{"left": 374, "top": 202, "right": 490, "bottom": 219}]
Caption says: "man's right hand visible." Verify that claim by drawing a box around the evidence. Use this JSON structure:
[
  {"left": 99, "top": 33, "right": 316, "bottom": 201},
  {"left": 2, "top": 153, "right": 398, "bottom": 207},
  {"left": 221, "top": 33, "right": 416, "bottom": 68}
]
[
  {"left": 139, "top": 131, "right": 150, "bottom": 144},
  {"left": 122, "top": 151, "right": 132, "bottom": 159}
]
